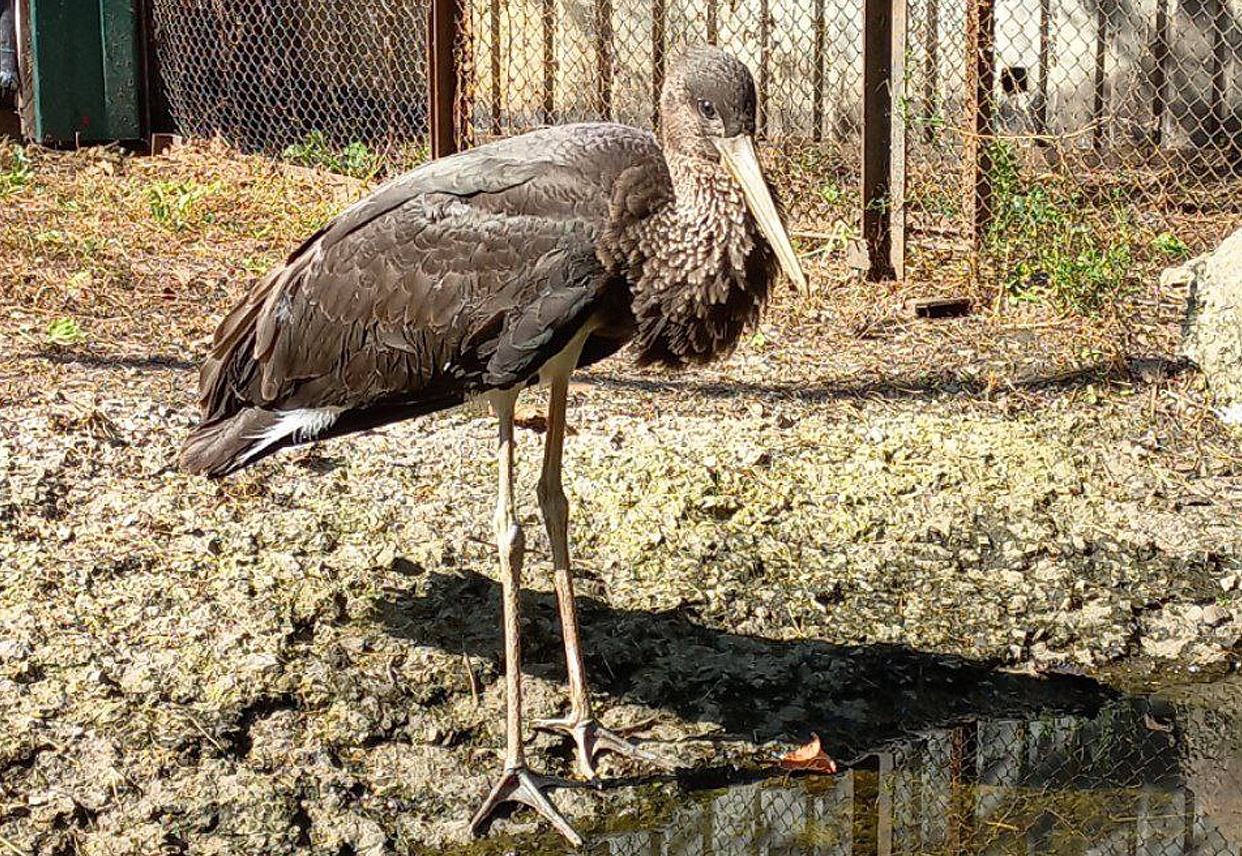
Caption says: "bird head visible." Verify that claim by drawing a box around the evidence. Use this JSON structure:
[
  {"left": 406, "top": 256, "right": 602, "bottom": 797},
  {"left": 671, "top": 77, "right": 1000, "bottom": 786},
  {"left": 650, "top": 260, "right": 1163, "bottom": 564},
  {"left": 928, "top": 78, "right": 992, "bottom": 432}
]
[{"left": 660, "top": 47, "right": 809, "bottom": 295}]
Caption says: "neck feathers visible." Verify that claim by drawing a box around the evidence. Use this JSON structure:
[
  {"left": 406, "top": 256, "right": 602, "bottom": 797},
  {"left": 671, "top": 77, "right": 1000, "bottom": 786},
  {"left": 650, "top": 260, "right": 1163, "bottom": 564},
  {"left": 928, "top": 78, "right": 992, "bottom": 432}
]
[{"left": 602, "top": 154, "right": 777, "bottom": 367}]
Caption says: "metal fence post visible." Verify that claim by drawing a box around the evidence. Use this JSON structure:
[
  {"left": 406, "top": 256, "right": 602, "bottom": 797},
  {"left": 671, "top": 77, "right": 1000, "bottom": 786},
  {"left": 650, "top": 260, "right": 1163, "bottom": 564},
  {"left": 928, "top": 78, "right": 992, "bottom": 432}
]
[
  {"left": 861, "top": 0, "right": 903, "bottom": 280},
  {"left": 652, "top": 0, "right": 665, "bottom": 129},
  {"left": 428, "top": 0, "right": 464, "bottom": 158},
  {"left": 853, "top": 764, "right": 881, "bottom": 856},
  {"left": 1036, "top": 0, "right": 1050, "bottom": 141},
  {"left": 963, "top": 0, "right": 995, "bottom": 258},
  {"left": 813, "top": 0, "right": 825, "bottom": 141},
  {"left": 758, "top": 0, "right": 770, "bottom": 134},
  {"left": 595, "top": 0, "right": 613, "bottom": 119},
  {"left": 1092, "top": 0, "right": 1107, "bottom": 150},
  {"left": 1151, "top": 0, "right": 1168, "bottom": 147},
  {"left": 542, "top": 0, "right": 556, "bottom": 124},
  {"left": 948, "top": 723, "right": 979, "bottom": 856},
  {"left": 489, "top": 0, "right": 501, "bottom": 134},
  {"left": 1208, "top": 0, "right": 1226, "bottom": 142},
  {"left": 891, "top": 0, "right": 906, "bottom": 280},
  {"left": 877, "top": 751, "right": 895, "bottom": 856},
  {"left": 922, "top": 0, "right": 939, "bottom": 145}
]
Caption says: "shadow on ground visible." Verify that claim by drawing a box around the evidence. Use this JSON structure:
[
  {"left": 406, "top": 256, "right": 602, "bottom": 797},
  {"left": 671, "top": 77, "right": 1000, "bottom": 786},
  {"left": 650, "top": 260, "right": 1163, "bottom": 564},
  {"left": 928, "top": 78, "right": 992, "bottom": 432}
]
[
  {"left": 16, "top": 346, "right": 1190, "bottom": 406},
  {"left": 20, "top": 349, "right": 198, "bottom": 372},
  {"left": 580, "top": 357, "right": 1191, "bottom": 404},
  {"left": 378, "top": 568, "right": 1114, "bottom": 761}
]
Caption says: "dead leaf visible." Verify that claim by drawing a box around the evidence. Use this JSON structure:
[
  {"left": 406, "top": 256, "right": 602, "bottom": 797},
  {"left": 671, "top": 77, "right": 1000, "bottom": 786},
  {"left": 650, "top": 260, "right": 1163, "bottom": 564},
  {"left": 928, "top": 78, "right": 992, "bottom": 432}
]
[
  {"left": 513, "top": 405, "right": 547, "bottom": 433},
  {"left": 774, "top": 734, "right": 838, "bottom": 773},
  {"left": 510, "top": 403, "right": 578, "bottom": 435}
]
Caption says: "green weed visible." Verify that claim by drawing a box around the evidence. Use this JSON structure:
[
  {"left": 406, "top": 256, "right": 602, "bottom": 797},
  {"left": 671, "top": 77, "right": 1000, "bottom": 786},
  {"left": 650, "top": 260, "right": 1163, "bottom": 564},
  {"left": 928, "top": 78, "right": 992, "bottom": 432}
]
[
  {"left": 239, "top": 256, "right": 271, "bottom": 275},
  {"left": 984, "top": 142, "right": 1137, "bottom": 315},
  {"left": 46, "top": 317, "right": 83, "bottom": 346},
  {"left": 147, "top": 180, "right": 215, "bottom": 230},
  {"left": 282, "top": 131, "right": 380, "bottom": 179},
  {"left": 1151, "top": 231, "right": 1190, "bottom": 259},
  {"left": 820, "top": 219, "right": 859, "bottom": 254},
  {"left": 0, "top": 146, "right": 32, "bottom": 196},
  {"left": 818, "top": 180, "right": 845, "bottom": 206}
]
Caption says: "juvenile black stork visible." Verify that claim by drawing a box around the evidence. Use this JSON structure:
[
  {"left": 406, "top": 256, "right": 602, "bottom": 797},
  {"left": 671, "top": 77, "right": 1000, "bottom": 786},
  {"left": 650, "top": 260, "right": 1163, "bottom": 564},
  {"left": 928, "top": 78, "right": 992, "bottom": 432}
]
[{"left": 181, "top": 47, "right": 806, "bottom": 843}]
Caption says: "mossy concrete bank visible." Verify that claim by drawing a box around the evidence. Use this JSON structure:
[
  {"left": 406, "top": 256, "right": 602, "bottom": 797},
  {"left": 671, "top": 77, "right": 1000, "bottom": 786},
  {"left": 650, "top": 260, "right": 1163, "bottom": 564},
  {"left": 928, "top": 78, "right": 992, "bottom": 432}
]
[{"left": 2, "top": 369, "right": 1240, "bottom": 853}]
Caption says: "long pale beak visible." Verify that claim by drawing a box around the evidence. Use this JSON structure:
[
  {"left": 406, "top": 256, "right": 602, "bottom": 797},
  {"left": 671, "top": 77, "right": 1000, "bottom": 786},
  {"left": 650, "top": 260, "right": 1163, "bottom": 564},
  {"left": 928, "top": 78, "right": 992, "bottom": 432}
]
[{"left": 713, "top": 134, "right": 809, "bottom": 296}]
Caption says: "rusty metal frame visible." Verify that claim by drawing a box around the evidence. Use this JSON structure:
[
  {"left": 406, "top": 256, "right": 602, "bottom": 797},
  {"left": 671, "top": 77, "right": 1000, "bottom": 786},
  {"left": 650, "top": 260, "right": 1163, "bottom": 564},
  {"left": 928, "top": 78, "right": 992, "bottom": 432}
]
[
  {"left": 963, "top": 0, "right": 995, "bottom": 257},
  {"left": 652, "top": 0, "right": 666, "bottom": 130},
  {"left": 861, "top": 0, "right": 904, "bottom": 281},
  {"left": 1151, "top": 0, "right": 1168, "bottom": 146},
  {"left": 429, "top": 0, "right": 464, "bottom": 158}
]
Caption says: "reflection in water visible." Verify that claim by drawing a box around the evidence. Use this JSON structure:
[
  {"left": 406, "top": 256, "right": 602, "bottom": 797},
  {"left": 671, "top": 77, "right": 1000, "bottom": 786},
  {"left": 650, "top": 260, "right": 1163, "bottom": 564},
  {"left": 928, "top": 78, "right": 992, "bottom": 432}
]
[{"left": 591, "top": 699, "right": 1241, "bottom": 856}]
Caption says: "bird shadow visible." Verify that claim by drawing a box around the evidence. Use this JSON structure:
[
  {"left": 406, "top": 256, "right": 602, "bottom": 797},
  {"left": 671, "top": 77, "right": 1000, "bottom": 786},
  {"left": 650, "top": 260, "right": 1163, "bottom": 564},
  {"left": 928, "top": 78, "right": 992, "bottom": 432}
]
[
  {"left": 577, "top": 357, "right": 1190, "bottom": 406},
  {"left": 20, "top": 349, "right": 197, "bottom": 372},
  {"left": 16, "top": 346, "right": 1189, "bottom": 408},
  {"left": 377, "top": 568, "right": 1116, "bottom": 762}
]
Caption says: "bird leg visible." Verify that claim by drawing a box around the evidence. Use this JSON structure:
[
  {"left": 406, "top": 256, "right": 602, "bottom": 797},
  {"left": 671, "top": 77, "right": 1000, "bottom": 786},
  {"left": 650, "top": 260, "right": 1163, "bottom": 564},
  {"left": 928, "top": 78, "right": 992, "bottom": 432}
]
[
  {"left": 470, "top": 393, "right": 581, "bottom": 847},
  {"left": 534, "top": 374, "right": 670, "bottom": 780}
]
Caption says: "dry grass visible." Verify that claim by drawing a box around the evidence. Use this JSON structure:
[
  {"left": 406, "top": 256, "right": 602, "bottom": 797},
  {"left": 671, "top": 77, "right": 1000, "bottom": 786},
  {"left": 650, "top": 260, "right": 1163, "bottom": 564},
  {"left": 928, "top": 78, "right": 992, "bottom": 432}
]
[{"left": 0, "top": 140, "right": 363, "bottom": 405}]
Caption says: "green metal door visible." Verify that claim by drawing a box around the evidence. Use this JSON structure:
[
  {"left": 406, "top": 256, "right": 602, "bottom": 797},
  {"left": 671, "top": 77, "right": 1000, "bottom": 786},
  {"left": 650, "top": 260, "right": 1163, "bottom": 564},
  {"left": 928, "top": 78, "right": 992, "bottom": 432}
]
[{"left": 22, "top": 0, "right": 141, "bottom": 143}]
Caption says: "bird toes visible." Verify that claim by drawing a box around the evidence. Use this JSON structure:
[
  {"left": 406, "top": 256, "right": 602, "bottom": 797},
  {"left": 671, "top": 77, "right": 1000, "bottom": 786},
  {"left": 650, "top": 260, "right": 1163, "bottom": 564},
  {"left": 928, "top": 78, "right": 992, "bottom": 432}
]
[
  {"left": 469, "top": 765, "right": 582, "bottom": 846},
  {"left": 536, "top": 716, "right": 674, "bottom": 780}
]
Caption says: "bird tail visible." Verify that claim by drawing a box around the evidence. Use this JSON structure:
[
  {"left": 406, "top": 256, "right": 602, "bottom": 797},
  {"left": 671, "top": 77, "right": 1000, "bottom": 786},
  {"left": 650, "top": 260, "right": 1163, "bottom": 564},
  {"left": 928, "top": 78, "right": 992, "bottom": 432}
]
[{"left": 180, "top": 408, "right": 283, "bottom": 479}]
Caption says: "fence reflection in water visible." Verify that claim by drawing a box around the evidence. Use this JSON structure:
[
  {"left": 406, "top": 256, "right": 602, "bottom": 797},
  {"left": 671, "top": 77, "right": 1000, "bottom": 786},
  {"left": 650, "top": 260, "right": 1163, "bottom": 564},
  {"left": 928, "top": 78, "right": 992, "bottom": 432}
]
[{"left": 592, "top": 703, "right": 1238, "bottom": 856}]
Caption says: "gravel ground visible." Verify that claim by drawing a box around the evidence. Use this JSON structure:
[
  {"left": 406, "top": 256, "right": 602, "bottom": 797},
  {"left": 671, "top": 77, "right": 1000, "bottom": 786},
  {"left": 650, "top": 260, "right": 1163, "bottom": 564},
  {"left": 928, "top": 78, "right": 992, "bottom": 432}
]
[{"left": 2, "top": 143, "right": 1241, "bottom": 855}]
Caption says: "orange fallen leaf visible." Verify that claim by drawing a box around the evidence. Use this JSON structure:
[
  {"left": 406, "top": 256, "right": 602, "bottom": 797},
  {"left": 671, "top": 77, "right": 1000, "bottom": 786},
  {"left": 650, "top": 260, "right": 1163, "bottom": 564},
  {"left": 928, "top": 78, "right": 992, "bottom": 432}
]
[
  {"left": 513, "top": 406, "right": 547, "bottom": 432},
  {"left": 776, "top": 734, "right": 838, "bottom": 773},
  {"left": 510, "top": 403, "right": 578, "bottom": 435}
]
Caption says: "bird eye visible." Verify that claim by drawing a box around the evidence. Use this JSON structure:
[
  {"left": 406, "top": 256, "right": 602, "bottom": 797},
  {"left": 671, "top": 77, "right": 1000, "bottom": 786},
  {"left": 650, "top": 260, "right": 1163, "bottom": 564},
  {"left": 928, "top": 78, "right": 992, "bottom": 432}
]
[{"left": 697, "top": 99, "right": 717, "bottom": 121}]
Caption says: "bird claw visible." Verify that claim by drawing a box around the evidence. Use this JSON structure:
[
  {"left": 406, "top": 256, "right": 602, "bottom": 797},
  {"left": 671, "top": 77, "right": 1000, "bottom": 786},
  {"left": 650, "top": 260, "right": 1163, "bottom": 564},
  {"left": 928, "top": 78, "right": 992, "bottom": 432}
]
[
  {"left": 534, "top": 715, "right": 672, "bottom": 780},
  {"left": 469, "top": 765, "right": 582, "bottom": 846}
]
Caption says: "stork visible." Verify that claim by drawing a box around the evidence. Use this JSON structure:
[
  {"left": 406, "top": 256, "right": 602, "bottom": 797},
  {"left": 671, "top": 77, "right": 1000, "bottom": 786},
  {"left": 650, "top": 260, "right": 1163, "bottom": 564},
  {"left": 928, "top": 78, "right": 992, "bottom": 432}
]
[{"left": 181, "top": 47, "right": 806, "bottom": 844}]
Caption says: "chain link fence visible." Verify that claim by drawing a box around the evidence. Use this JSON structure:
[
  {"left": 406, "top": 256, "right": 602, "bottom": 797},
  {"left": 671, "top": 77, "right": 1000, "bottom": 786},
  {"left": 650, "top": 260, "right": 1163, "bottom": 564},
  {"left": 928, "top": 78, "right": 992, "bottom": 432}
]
[
  {"left": 903, "top": 0, "right": 1242, "bottom": 306},
  {"left": 149, "top": 0, "right": 1241, "bottom": 305},
  {"left": 456, "top": 0, "right": 865, "bottom": 260},
  {"left": 150, "top": 0, "right": 431, "bottom": 174},
  {"left": 455, "top": 0, "right": 1242, "bottom": 303}
]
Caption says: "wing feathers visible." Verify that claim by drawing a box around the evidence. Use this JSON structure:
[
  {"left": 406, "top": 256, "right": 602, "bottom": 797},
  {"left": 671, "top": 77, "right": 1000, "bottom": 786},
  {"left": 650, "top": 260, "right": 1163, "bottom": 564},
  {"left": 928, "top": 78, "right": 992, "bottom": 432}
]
[
  {"left": 197, "top": 211, "right": 611, "bottom": 419},
  {"left": 189, "top": 123, "right": 665, "bottom": 475}
]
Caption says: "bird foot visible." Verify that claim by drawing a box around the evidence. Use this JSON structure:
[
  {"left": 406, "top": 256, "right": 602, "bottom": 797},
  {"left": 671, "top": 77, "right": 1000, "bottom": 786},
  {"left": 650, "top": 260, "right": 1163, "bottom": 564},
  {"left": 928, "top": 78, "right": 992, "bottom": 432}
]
[
  {"left": 534, "top": 715, "right": 672, "bottom": 780},
  {"left": 469, "top": 765, "right": 582, "bottom": 846}
]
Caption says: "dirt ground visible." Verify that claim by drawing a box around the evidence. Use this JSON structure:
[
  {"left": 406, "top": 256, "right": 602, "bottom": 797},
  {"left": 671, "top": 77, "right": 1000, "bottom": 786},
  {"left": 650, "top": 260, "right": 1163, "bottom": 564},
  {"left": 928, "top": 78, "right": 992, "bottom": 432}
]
[{"left": 1, "top": 143, "right": 1241, "bottom": 855}]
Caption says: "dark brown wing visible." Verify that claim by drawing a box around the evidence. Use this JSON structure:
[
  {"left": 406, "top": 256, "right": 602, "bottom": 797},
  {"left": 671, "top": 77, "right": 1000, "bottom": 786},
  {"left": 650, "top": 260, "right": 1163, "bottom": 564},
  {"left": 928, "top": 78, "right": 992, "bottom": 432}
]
[
  {"left": 182, "top": 124, "right": 663, "bottom": 476},
  {"left": 242, "top": 209, "right": 610, "bottom": 411}
]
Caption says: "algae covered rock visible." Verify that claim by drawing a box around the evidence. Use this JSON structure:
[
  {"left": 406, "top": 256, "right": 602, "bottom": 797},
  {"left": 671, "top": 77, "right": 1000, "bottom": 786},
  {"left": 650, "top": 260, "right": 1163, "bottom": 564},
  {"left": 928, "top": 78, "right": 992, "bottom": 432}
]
[{"left": 1178, "top": 227, "right": 1242, "bottom": 425}]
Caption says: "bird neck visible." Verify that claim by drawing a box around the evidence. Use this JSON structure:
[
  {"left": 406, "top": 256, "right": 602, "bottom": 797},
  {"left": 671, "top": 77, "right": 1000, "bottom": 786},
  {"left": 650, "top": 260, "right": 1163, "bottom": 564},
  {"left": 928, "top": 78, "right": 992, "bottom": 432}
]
[
  {"left": 660, "top": 153, "right": 755, "bottom": 264},
  {"left": 616, "top": 153, "right": 776, "bottom": 368}
]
